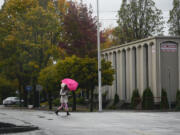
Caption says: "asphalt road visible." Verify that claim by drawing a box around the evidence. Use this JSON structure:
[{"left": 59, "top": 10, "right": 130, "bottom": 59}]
[{"left": 0, "top": 106, "right": 180, "bottom": 135}]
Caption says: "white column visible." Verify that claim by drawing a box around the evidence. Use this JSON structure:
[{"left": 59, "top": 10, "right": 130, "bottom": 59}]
[
  {"left": 138, "top": 45, "right": 146, "bottom": 95},
  {"left": 119, "top": 51, "right": 123, "bottom": 100},
  {"left": 105, "top": 53, "right": 108, "bottom": 61},
  {"left": 157, "top": 41, "right": 161, "bottom": 102},
  {"left": 112, "top": 51, "right": 117, "bottom": 99},
  {"left": 129, "top": 48, "right": 135, "bottom": 100},
  {"left": 126, "top": 49, "right": 131, "bottom": 102},
  {"left": 142, "top": 45, "right": 147, "bottom": 90},
  {"left": 122, "top": 50, "right": 126, "bottom": 100},
  {"left": 116, "top": 50, "right": 121, "bottom": 98},
  {"left": 104, "top": 53, "right": 109, "bottom": 98},
  {"left": 109, "top": 52, "right": 114, "bottom": 100},
  {"left": 102, "top": 54, "right": 105, "bottom": 60},
  {"left": 148, "top": 44, "right": 152, "bottom": 88},
  {"left": 136, "top": 46, "right": 141, "bottom": 95},
  {"left": 106, "top": 52, "right": 112, "bottom": 100},
  {"left": 151, "top": 44, "right": 157, "bottom": 99}
]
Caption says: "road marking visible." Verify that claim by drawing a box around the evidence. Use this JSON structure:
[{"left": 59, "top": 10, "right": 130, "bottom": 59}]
[
  {"left": 132, "top": 130, "right": 154, "bottom": 135},
  {"left": 37, "top": 115, "right": 45, "bottom": 118}
]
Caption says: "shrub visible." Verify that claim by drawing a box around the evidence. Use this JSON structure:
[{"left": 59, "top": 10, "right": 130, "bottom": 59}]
[
  {"left": 176, "top": 90, "right": 180, "bottom": 110},
  {"left": 52, "top": 98, "right": 60, "bottom": 106},
  {"left": 160, "top": 89, "right": 169, "bottom": 109},
  {"left": 68, "top": 97, "right": 73, "bottom": 106},
  {"left": 142, "top": 88, "right": 154, "bottom": 110},
  {"left": 102, "top": 92, "right": 108, "bottom": 108},
  {"left": 102, "top": 91, "right": 107, "bottom": 101},
  {"left": 131, "top": 89, "right": 141, "bottom": 109},
  {"left": 40, "top": 101, "right": 48, "bottom": 107},
  {"left": 113, "top": 94, "right": 119, "bottom": 105},
  {"left": 76, "top": 96, "right": 85, "bottom": 105}
]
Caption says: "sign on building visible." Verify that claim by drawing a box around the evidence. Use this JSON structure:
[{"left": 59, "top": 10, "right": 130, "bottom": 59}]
[{"left": 161, "top": 42, "right": 177, "bottom": 52}]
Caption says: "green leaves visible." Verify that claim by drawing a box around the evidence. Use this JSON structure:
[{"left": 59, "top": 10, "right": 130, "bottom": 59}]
[
  {"left": 131, "top": 89, "right": 141, "bottom": 109},
  {"left": 114, "top": 0, "right": 164, "bottom": 44},
  {"left": 55, "top": 56, "right": 114, "bottom": 90},
  {"left": 38, "top": 64, "right": 58, "bottom": 92},
  {"left": 0, "top": 75, "right": 16, "bottom": 101},
  {"left": 160, "top": 89, "right": 169, "bottom": 109},
  {"left": 168, "top": 0, "right": 180, "bottom": 36},
  {"left": 142, "top": 88, "right": 154, "bottom": 110},
  {"left": 0, "top": 0, "right": 62, "bottom": 103}
]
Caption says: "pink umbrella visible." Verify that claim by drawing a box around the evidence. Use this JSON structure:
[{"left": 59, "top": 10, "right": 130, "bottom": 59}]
[{"left": 61, "top": 78, "right": 79, "bottom": 91}]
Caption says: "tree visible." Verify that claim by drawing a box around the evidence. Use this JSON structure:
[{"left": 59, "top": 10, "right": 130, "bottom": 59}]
[
  {"left": 113, "top": 94, "right": 120, "bottom": 105},
  {"left": 176, "top": 90, "right": 180, "bottom": 110},
  {"left": 38, "top": 65, "right": 59, "bottom": 110},
  {"left": 114, "top": 0, "right": 164, "bottom": 44},
  {"left": 142, "top": 88, "right": 154, "bottom": 110},
  {"left": 55, "top": 56, "right": 81, "bottom": 111},
  {"left": 131, "top": 89, "right": 141, "bottom": 109},
  {"left": 160, "top": 89, "right": 169, "bottom": 110},
  {"left": 168, "top": 0, "right": 180, "bottom": 35},
  {"left": 55, "top": 56, "right": 114, "bottom": 112},
  {"left": 0, "top": 75, "right": 16, "bottom": 102},
  {"left": 55, "top": 0, "right": 69, "bottom": 17},
  {"left": 0, "top": 0, "right": 61, "bottom": 107},
  {"left": 59, "top": 1, "right": 104, "bottom": 58},
  {"left": 101, "top": 28, "right": 116, "bottom": 49}
]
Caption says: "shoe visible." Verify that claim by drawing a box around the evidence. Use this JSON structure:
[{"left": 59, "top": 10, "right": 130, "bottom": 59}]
[
  {"left": 67, "top": 111, "right": 70, "bottom": 116},
  {"left": 55, "top": 110, "right": 58, "bottom": 115}
]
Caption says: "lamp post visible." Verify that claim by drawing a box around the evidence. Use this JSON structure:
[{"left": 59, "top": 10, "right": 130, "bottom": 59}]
[{"left": 97, "top": 0, "right": 102, "bottom": 112}]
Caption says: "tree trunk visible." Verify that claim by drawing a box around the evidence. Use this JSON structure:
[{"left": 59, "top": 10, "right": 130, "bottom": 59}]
[
  {"left": 48, "top": 91, "right": 52, "bottom": 110},
  {"left": 72, "top": 91, "right": 76, "bottom": 111},
  {"left": 86, "top": 89, "right": 89, "bottom": 100},
  {"left": 33, "top": 83, "right": 37, "bottom": 107},
  {"left": 23, "top": 85, "right": 28, "bottom": 107},
  {"left": 18, "top": 80, "right": 22, "bottom": 107},
  {"left": 32, "top": 78, "right": 38, "bottom": 108},
  {"left": 90, "top": 88, "right": 94, "bottom": 112},
  {"left": 33, "top": 87, "right": 36, "bottom": 108}
]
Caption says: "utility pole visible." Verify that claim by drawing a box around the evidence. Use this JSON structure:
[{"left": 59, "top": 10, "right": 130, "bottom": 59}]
[{"left": 97, "top": 0, "right": 102, "bottom": 112}]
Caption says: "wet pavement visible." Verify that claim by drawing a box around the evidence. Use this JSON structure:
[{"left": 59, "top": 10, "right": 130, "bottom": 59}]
[{"left": 0, "top": 106, "right": 180, "bottom": 135}]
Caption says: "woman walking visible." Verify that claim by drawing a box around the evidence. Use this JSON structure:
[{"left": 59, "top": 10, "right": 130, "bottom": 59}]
[{"left": 55, "top": 83, "right": 70, "bottom": 116}]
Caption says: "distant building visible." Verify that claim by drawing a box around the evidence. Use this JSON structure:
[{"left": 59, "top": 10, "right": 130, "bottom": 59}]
[{"left": 101, "top": 36, "right": 180, "bottom": 104}]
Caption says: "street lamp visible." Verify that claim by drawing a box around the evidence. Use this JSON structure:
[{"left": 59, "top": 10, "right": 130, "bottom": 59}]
[{"left": 97, "top": 0, "right": 102, "bottom": 112}]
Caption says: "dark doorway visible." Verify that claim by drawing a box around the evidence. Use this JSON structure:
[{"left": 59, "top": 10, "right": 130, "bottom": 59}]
[{"left": 161, "top": 41, "right": 179, "bottom": 104}]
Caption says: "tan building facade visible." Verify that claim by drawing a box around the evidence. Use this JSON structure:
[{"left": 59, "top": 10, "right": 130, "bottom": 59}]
[{"left": 101, "top": 36, "right": 180, "bottom": 104}]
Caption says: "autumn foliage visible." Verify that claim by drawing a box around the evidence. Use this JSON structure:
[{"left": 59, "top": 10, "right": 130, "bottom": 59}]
[{"left": 59, "top": 1, "right": 105, "bottom": 58}]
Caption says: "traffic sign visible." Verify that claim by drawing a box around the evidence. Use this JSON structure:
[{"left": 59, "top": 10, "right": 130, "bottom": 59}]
[
  {"left": 36, "top": 84, "right": 43, "bottom": 91},
  {"left": 25, "top": 85, "right": 32, "bottom": 91}
]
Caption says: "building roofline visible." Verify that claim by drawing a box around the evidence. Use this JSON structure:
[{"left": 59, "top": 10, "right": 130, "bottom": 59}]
[{"left": 101, "top": 36, "right": 180, "bottom": 53}]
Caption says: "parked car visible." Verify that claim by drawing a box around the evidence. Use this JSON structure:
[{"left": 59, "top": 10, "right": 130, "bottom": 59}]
[{"left": 3, "top": 97, "right": 24, "bottom": 105}]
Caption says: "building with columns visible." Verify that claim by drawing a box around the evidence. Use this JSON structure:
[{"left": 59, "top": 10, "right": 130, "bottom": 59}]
[{"left": 101, "top": 36, "right": 180, "bottom": 104}]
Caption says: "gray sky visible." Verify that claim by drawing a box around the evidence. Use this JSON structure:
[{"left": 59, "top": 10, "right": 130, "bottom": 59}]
[
  {"left": 0, "top": 0, "right": 173, "bottom": 35},
  {"left": 78, "top": 0, "right": 173, "bottom": 35}
]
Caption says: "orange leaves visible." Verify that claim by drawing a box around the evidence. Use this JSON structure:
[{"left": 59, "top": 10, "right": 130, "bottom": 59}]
[{"left": 57, "top": 0, "right": 69, "bottom": 15}]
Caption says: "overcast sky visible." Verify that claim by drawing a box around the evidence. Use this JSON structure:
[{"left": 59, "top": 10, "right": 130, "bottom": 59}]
[{"left": 0, "top": 0, "right": 173, "bottom": 35}]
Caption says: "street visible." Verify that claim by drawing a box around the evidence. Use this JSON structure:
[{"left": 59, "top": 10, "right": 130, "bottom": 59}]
[{"left": 0, "top": 106, "right": 180, "bottom": 135}]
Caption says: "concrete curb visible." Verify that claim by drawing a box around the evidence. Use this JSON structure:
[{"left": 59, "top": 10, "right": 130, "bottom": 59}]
[{"left": 0, "top": 122, "right": 39, "bottom": 134}]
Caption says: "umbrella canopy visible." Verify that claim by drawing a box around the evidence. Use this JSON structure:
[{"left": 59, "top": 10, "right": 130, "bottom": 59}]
[{"left": 61, "top": 78, "right": 79, "bottom": 91}]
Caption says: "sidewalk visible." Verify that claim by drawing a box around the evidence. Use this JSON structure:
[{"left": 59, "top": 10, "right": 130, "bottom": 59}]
[{"left": 1, "top": 105, "right": 180, "bottom": 135}]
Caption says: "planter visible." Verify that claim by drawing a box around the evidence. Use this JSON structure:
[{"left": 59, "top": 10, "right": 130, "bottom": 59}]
[{"left": 28, "top": 105, "right": 33, "bottom": 109}]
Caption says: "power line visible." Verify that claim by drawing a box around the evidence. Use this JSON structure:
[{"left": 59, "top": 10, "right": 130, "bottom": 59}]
[
  {"left": 93, "top": 10, "right": 171, "bottom": 13},
  {"left": 100, "top": 19, "right": 117, "bottom": 20},
  {"left": 100, "top": 16, "right": 170, "bottom": 20}
]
